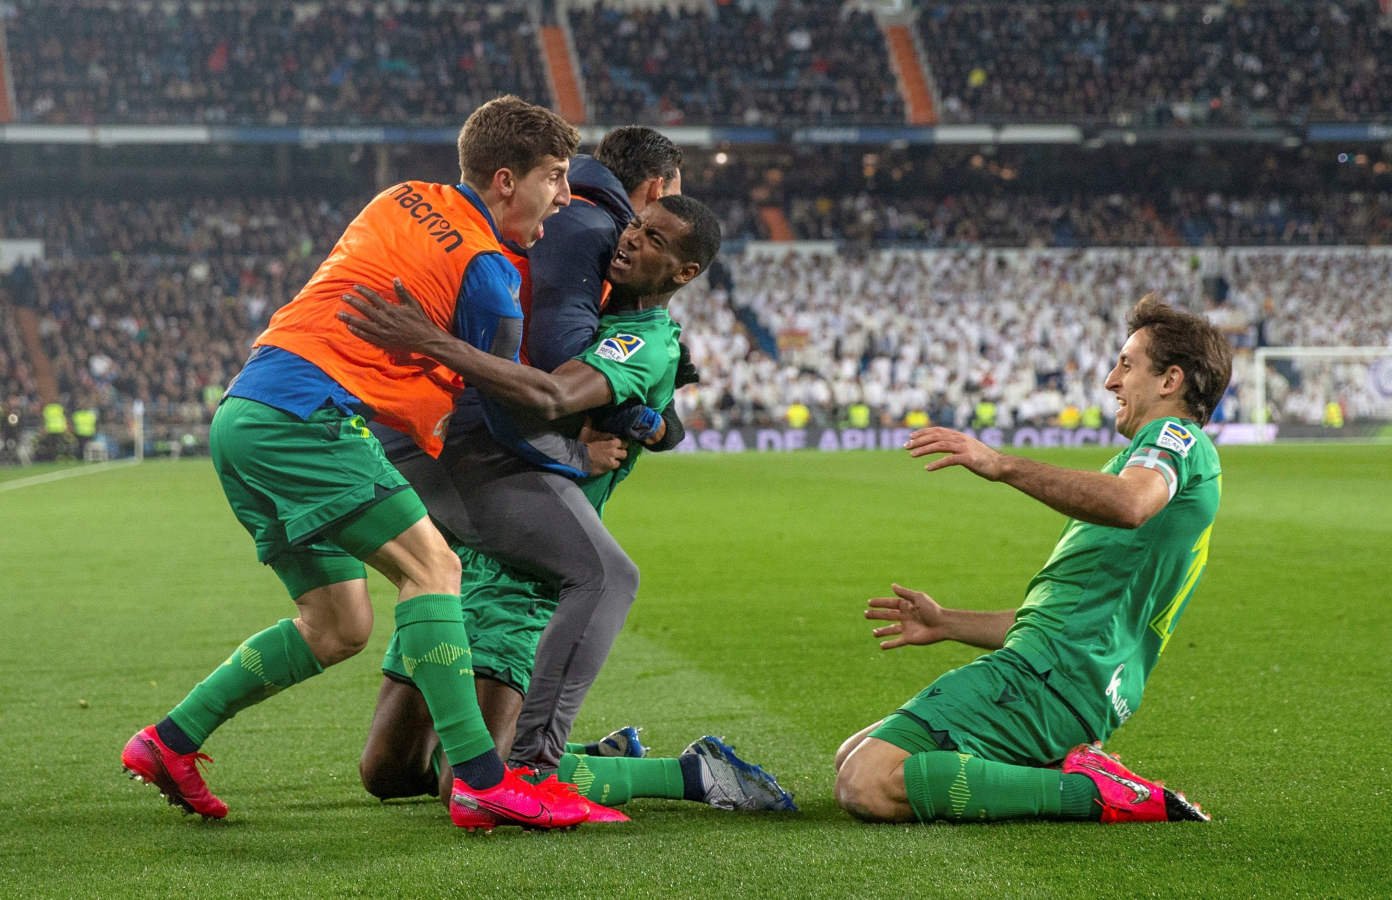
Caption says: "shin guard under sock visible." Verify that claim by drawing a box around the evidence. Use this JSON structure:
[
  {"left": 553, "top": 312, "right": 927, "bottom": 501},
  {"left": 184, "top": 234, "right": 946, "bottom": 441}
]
[
  {"left": 167, "top": 618, "right": 323, "bottom": 747},
  {"left": 557, "top": 753, "right": 685, "bottom": 806},
  {"left": 393, "top": 594, "right": 498, "bottom": 787},
  {"left": 903, "top": 751, "right": 1074, "bottom": 822}
]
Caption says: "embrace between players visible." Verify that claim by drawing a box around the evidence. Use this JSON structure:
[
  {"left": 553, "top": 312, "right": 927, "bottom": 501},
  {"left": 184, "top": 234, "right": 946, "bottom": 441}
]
[{"left": 122, "top": 95, "right": 1233, "bottom": 830}]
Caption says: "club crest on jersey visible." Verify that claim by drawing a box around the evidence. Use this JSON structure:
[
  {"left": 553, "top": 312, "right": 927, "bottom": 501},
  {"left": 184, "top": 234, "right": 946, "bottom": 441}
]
[
  {"left": 596, "top": 333, "right": 644, "bottom": 362},
  {"left": 1156, "top": 421, "right": 1195, "bottom": 456}
]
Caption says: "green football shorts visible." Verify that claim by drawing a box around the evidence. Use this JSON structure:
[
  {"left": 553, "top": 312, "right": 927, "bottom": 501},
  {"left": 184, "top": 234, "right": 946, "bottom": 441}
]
[
  {"left": 211, "top": 397, "right": 427, "bottom": 597},
  {"left": 382, "top": 543, "right": 556, "bottom": 694},
  {"left": 871, "top": 648, "right": 1094, "bottom": 767}
]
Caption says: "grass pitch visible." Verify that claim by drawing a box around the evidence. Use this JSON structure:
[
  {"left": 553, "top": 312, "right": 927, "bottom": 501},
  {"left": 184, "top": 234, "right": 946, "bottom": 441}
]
[{"left": 1, "top": 444, "right": 1389, "bottom": 898}]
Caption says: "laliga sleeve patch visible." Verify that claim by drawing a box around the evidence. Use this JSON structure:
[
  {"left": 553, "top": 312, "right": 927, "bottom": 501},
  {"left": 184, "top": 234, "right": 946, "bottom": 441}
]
[
  {"left": 1156, "top": 421, "right": 1195, "bottom": 457},
  {"left": 595, "top": 333, "right": 645, "bottom": 363}
]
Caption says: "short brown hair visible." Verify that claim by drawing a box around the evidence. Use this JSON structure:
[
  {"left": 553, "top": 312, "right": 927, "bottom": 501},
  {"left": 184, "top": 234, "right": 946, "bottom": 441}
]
[
  {"left": 1127, "top": 294, "right": 1233, "bottom": 426},
  {"left": 457, "top": 95, "right": 580, "bottom": 188}
]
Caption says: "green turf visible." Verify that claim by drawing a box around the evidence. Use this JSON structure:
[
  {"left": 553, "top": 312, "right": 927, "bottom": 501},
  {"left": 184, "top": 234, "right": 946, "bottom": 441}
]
[{"left": 1, "top": 445, "right": 1389, "bottom": 898}]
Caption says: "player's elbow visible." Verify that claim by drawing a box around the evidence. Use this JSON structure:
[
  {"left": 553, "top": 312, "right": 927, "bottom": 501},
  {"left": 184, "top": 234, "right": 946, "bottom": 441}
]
[
  {"left": 502, "top": 381, "right": 568, "bottom": 420},
  {"left": 532, "top": 386, "right": 570, "bottom": 421},
  {"left": 1114, "top": 497, "right": 1159, "bottom": 529}
]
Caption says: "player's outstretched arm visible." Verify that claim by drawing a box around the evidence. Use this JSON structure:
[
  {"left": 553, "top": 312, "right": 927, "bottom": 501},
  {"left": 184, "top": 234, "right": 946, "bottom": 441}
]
[
  {"left": 866, "top": 583, "right": 1016, "bottom": 651},
  {"left": 904, "top": 426, "right": 1169, "bottom": 529},
  {"left": 340, "top": 280, "right": 613, "bottom": 420}
]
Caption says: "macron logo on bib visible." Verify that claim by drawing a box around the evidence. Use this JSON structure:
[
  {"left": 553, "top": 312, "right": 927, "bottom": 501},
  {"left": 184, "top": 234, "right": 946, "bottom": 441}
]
[
  {"left": 595, "top": 334, "right": 644, "bottom": 362},
  {"left": 1156, "top": 421, "right": 1195, "bottom": 457}
]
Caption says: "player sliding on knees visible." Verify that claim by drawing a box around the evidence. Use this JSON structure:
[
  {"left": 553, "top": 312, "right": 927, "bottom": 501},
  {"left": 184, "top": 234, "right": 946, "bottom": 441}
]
[{"left": 835, "top": 295, "right": 1232, "bottom": 825}]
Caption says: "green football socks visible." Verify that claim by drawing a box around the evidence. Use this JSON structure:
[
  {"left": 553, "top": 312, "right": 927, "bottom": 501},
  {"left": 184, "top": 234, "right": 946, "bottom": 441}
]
[
  {"left": 556, "top": 754, "right": 685, "bottom": 806},
  {"left": 167, "top": 618, "right": 323, "bottom": 746},
  {"left": 392, "top": 594, "right": 497, "bottom": 770},
  {"left": 902, "top": 751, "right": 1101, "bottom": 822}
]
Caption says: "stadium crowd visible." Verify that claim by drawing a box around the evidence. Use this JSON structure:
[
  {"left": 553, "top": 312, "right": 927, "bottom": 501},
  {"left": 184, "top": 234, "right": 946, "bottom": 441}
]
[
  {"left": 734, "top": 190, "right": 1392, "bottom": 247},
  {"left": 6, "top": 1, "right": 1391, "bottom": 126},
  {"left": 921, "top": 1, "right": 1392, "bottom": 125},
  {"left": 7, "top": 186, "right": 1386, "bottom": 460},
  {"left": 686, "top": 143, "right": 1392, "bottom": 245},
  {"left": 6, "top": 0, "right": 550, "bottom": 125},
  {"left": 4, "top": 0, "right": 1390, "bottom": 458},
  {"left": 568, "top": 1, "right": 902, "bottom": 126},
  {"left": 671, "top": 246, "right": 1392, "bottom": 432}
]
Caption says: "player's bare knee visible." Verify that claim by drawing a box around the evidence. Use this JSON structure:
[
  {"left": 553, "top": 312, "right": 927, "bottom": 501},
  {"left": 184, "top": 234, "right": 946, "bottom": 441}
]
[
  {"left": 434, "top": 539, "right": 462, "bottom": 582},
  {"left": 337, "top": 628, "right": 371, "bottom": 661},
  {"left": 836, "top": 746, "right": 912, "bottom": 823},
  {"left": 833, "top": 764, "right": 879, "bottom": 821},
  {"left": 358, "top": 750, "right": 389, "bottom": 798},
  {"left": 377, "top": 521, "right": 462, "bottom": 596},
  {"left": 357, "top": 736, "right": 408, "bottom": 799},
  {"left": 834, "top": 762, "right": 898, "bottom": 823},
  {"left": 314, "top": 635, "right": 365, "bottom": 667},
  {"left": 834, "top": 721, "right": 882, "bottom": 772},
  {"left": 410, "top": 536, "right": 461, "bottom": 595},
  {"left": 294, "top": 618, "right": 365, "bottom": 667},
  {"left": 329, "top": 617, "right": 373, "bottom": 663},
  {"left": 834, "top": 736, "right": 860, "bottom": 773}
]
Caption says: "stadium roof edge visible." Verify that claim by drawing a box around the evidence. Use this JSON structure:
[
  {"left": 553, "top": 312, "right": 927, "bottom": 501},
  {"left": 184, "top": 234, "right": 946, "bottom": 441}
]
[{"left": 1, "top": 122, "right": 1386, "bottom": 146}]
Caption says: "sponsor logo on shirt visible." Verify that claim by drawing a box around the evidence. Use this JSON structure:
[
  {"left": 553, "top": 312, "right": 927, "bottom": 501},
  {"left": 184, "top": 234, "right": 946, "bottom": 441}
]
[
  {"left": 389, "top": 184, "right": 465, "bottom": 253},
  {"left": 595, "top": 334, "right": 645, "bottom": 362},
  {"left": 1156, "top": 421, "right": 1195, "bottom": 457}
]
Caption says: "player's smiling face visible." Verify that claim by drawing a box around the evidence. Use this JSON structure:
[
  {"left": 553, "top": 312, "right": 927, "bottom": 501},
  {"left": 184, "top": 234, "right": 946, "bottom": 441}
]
[
  {"left": 497, "top": 155, "right": 571, "bottom": 248},
  {"left": 607, "top": 205, "right": 693, "bottom": 294},
  {"left": 1105, "top": 327, "right": 1176, "bottom": 438}
]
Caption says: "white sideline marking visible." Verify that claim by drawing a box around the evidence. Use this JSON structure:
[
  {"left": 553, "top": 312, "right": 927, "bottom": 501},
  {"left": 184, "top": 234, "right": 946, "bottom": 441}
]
[{"left": 0, "top": 459, "right": 141, "bottom": 492}]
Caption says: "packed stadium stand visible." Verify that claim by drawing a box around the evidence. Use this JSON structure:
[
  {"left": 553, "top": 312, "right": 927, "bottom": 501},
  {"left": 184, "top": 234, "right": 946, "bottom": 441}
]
[
  {"left": 6, "top": 0, "right": 552, "bottom": 125},
  {"left": 568, "top": 1, "right": 904, "bottom": 125},
  {"left": 920, "top": 1, "right": 1392, "bottom": 125},
  {"left": 1, "top": 0, "right": 1389, "bottom": 462},
  {"left": 6, "top": 0, "right": 1392, "bottom": 126}
]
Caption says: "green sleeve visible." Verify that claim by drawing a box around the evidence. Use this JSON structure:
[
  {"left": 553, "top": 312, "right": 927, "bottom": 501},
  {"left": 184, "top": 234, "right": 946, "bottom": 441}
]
[
  {"left": 1121, "top": 417, "right": 1202, "bottom": 499},
  {"left": 577, "top": 330, "right": 676, "bottom": 409}
]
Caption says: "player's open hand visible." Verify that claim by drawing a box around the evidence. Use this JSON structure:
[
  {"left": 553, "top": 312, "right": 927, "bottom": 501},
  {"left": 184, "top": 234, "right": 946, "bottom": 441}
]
[
  {"left": 338, "top": 279, "right": 444, "bottom": 358},
  {"left": 579, "top": 422, "right": 627, "bottom": 475},
  {"left": 865, "top": 583, "right": 949, "bottom": 649},
  {"left": 904, "top": 426, "right": 1006, "bottom": 481}
]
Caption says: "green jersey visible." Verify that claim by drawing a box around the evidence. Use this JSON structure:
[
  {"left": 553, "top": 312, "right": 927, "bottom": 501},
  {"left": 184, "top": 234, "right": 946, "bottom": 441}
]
[
  {"left": 574, "top": 307, "right": 681, "bottom": 513},
  {"left": 1004, "top": 416, "right": 1222, "bottom": 740}
]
